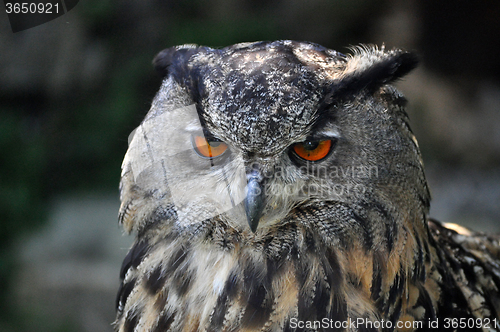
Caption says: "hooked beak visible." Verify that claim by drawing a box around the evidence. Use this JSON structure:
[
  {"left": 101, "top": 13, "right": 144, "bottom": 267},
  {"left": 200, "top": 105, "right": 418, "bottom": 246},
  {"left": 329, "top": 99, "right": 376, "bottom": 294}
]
[{"left": 244, "top": 170, "right": 264, "bottom": 232}]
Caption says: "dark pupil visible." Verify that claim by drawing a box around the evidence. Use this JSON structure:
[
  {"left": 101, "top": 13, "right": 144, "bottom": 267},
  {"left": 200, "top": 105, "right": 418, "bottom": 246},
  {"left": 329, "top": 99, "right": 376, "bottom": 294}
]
[
  {"left": 303, "top": 141, "right": 319, "bottom": 151},
  {"left": 208, "top": 141, "right": 221, "bottom": 148}
]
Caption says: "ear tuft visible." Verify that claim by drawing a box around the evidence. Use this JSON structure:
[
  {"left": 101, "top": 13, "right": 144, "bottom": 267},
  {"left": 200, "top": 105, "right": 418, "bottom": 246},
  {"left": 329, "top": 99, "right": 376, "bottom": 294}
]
[
  {"left": 387, "top": 51, "right": 419, "bottom": 82},
  {"left": 152, "top": 44, "right": 199, "bottom": 78},
  {"left": 326, "top": 46, "right": 418, "bottom": 100}
]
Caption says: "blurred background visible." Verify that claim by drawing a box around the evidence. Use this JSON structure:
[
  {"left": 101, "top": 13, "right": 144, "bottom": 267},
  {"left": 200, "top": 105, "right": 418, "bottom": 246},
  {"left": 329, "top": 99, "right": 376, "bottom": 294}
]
[{"left": 1, "top": 0, "right": 499, "bottom": 331}]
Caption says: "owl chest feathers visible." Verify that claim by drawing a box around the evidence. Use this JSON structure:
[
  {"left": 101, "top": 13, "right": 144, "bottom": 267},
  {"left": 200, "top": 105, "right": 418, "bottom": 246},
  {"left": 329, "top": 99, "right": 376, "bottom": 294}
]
[{"left": 116, "top": 217, "right": 434, "bottom": 332}]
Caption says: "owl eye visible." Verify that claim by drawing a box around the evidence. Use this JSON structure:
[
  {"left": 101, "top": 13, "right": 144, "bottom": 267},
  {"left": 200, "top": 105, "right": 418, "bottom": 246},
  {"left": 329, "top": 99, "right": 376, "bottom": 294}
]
[
  {"left": 192, "top": 135, "right": 228, "bottom": 158},
  {"left": 292, "top": 139, "right": 333, "bottom": 162}
]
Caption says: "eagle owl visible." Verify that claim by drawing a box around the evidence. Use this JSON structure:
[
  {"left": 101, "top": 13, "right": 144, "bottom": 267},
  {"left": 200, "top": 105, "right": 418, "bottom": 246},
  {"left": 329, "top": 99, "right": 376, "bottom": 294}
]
[{"left": 114, "top": 41, "right": 500, "bottom": 332}]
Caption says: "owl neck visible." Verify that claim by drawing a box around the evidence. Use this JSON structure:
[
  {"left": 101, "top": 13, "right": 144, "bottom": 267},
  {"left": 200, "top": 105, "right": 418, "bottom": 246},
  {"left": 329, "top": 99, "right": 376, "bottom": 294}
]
[
  {"left": 167, "top": 205, "right": 434, "bottom": 328},
  {"left": 132, "top": 199, "right": 436, "bottom": 330}
]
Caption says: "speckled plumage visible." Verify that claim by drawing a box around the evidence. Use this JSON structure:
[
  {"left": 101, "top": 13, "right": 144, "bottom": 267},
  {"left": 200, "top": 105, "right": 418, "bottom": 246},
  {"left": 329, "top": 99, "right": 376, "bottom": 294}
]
[{"left": 114, "top": 41, "right": 500, "bottom": 332}]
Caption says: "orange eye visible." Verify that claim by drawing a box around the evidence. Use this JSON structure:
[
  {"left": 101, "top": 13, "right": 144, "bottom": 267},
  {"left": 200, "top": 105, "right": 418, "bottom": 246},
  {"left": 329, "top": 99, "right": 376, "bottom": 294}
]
[
  {"left": 192, "top": 135, "right": 228, "bottom": 158},
  {"left": 292, "top": 140, "right": 332, "bottom": 161}
]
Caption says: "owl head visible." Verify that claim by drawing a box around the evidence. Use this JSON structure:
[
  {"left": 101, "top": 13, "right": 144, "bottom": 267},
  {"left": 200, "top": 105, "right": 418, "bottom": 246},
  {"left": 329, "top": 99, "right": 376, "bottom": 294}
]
[{"left": 119, "top": 41, "right": 428, "bottom": 247}]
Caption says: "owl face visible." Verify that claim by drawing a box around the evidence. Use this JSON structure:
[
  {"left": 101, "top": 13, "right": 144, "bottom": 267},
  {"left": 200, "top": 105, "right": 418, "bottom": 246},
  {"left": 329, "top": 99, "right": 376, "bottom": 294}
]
[{"left": 120, "top": 41, "right": 428, "bottom": 241}]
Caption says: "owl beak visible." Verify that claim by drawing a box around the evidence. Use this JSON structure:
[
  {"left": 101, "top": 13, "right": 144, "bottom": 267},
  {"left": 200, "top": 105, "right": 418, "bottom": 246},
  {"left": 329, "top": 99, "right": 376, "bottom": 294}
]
[{"left": 244, "top": 171, "right": 264, "bottom": 232}]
